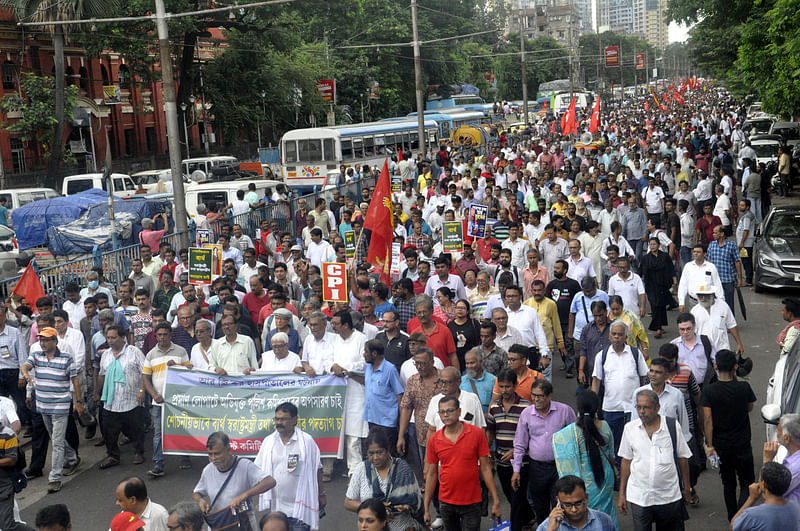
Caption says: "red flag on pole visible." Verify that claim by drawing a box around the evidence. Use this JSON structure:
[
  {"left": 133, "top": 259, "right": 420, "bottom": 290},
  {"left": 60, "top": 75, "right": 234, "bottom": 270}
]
[
  {"left": 644, "top": 101, "right": 649, "bottom": 111},
  {"left": 12, "top": 262, "right": 45, "bottom": 306},
  {"left": 589, "top": 95, "right": 601, "bottom": 134},
  {"left": 562, "top": 97, "right": 577, "bottom": 136},
  {"left": 363, "top": 159, "right": 394, "bottom": 282}
]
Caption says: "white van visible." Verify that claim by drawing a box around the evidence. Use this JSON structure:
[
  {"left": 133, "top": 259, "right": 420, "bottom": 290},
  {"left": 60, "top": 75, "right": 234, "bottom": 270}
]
[
  {"left": 184, "top": 180, "right": 284, "bottom": 219},
  {"left": 62, "top": 173, "right": 137, "bottom": 196},
  {"left": 0, "top": 187, "right": 60, "bottom": 211},
  {"left": 182, "top": 156, "right": 239, "bottom": 182}
]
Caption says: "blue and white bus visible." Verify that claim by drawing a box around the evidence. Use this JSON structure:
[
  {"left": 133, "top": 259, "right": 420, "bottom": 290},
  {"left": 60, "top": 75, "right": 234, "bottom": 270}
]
[
  {"left": 280, "top": 119, "right": 439, "bottom": 192},
  {"left": 404, "top": 110, "right": 486, "bottom": 140}
]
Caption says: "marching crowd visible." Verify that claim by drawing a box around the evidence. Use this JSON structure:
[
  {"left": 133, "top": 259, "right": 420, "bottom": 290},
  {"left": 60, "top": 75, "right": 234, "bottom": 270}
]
[{"left": 1, "top": 86, "right": 799, "bottom": 531}]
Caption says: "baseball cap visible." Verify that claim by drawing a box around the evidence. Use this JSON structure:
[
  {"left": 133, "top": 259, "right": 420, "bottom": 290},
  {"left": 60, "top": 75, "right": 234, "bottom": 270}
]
[
  {"left": 110, "top": 512, "right": 145, "bottom": 531},
  {"left": 38, "top": 327, "right": 58, "bottom": 338},
  {"left": 290, "top": 244, "right": 302, "bottom": 252}
]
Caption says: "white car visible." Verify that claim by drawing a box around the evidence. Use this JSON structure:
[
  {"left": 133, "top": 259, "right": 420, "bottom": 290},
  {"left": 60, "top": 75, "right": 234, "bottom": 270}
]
[
  {"left": 749, "top": 134, "right": 783, "bottom": 166},
  {"left": 761, "top": 338, "right": 800, "bottom": 461}
]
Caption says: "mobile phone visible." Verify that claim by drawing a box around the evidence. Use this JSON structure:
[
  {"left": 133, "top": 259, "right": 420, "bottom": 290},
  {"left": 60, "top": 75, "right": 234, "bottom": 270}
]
[{"left": 556, "top": 500, "right": 562, "bottom": 523}]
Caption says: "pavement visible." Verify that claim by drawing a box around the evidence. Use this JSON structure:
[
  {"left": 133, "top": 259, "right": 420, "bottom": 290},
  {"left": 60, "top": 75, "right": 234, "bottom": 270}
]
[{"left": 14, "top": 204, "right": 800, "bottom": 529}]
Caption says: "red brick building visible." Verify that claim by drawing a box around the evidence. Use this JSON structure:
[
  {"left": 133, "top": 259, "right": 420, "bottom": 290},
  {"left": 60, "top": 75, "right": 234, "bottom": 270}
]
[{"left": 0, "top": 8, "right": 225, "bottom": 178}]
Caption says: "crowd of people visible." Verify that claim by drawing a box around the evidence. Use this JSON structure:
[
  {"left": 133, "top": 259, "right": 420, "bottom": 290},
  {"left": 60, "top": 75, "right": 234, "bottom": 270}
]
[{"left": 0, "top": 86, "right": 798, "bottom": 531}]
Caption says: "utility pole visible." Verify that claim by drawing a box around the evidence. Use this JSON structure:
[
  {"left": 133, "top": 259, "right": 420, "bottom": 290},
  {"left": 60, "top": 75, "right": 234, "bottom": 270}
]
[
  {"left": 411, "top": 0, "right": 426, "bottom": 159},
  {"left": 520, "top": 9, "right": 528, "bottom": 128},
  {"left": 155, "top": 0, "right": 189, "bottom": 248}
]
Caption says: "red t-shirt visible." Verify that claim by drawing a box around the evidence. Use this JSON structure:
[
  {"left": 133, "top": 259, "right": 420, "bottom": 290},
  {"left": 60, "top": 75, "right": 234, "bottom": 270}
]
[
  {"left": 242, "top": 292, "right": 270, "bottom": 322},
  {"left": 406, "top": 320, "right": 455, "bottom": 367},
  {"left": 426, "top": 422, "right": 489, "bottom": 505}
]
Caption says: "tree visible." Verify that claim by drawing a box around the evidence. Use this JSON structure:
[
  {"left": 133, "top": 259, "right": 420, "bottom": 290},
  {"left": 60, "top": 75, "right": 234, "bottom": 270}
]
[
  {"left": 0, "top": 73, "right": 79, "bottom": 163},
  {"left": 13, "top": 0, "right": 119, "bottom": 176}
]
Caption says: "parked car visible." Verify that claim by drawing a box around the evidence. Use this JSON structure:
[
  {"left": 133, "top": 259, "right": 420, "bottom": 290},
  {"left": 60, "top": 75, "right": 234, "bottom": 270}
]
[
  {"left": 743, "top": 116, "right": 775, "bottom": 136},
  {"left": 754, "top": 206, "right": 800, "bottom": 292},
  {"left": 0, "top": 225, "right": 19, "bottom": 282},
  {"left": 770, "top": 121, "right": 800, "bottom": 148},
  {"left": 749, "top": 134, "right": 783, "bottom": 166},
  {"left": 0, "top": 187, "right": 60, "bottom": 213},
  {"left": 762, "top": 336, "right": 800, "bottom": 462},
  {"left": 62, "top": 173, "right": 137, "bottom": 196}
]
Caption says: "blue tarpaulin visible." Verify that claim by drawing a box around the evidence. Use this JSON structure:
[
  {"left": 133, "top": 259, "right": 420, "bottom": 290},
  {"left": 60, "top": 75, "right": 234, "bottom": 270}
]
[
  {"left": 45, "top": 194, "right": 172, "bottom": 255},
  {"left": 12, "top": 189, "right": 108, "bottom": 249}
]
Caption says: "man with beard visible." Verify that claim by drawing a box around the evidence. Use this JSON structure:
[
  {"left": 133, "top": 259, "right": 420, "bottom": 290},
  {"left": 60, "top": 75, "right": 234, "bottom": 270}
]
[
  {"left": 545, "top": 260, "right": 581, "bottom": 373},
  {"left": 460, "top": 350, "right": 496, "bottom": 414},
  {"left": 691, "top": 287, "right": 744, "bottom": 355}
]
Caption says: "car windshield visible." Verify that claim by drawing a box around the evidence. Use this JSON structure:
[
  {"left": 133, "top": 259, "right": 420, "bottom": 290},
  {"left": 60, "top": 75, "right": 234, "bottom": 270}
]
[
  {"left": 775, "top": 128, "right": 800, "bottom": 140},
  {"left": 746, "top": 121, "right": 772, "bottom": 134},
  {"left": 766, "top": 213, "right": 800, "bottom": 239},
  {"left": 752, "top": 143, "right": 779, "bottom": 158}
]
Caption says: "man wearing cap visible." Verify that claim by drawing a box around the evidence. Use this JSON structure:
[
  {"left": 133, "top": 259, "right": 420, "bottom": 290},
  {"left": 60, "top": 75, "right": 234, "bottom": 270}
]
[
  {"left": 691, "top": 285, "right": 745, "bottom": 355},
  {"left": 139, "top": 213, "right": 168, "bottom": 255},
  {"left": 677, "top": 244, "right": 724, "bottom": 312},
  {"left": 21, "top": 327, "right": 84, "bottom": 494}
]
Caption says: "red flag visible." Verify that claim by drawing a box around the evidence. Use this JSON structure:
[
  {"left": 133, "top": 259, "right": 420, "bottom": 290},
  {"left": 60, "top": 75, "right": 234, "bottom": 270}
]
[
  {"left": 363, "top": 159, "right": 394, "bottom": 280},
  {"left": 644, "top": 101, "right": 649, "bottom": 111},
  {"left": 562, "top": 97, "right": 577, "bottom": 136},
  {"left": 673, "top": 91, "right": 685, "bottom": 105},
  {"left": 398, "top": 148, "right": 404, "bottom": 161},
  {"left": 12, "top": 263, "right": 45, "bottom": 306},
  {"left": 560, "top": 110, "right": 567, "bottom": 133},
  {"left": 589, "top": 95, "right": 601, "bottom": 134},
  {"left": 550, "top": 119, "right": 557, "bottom": 135}
]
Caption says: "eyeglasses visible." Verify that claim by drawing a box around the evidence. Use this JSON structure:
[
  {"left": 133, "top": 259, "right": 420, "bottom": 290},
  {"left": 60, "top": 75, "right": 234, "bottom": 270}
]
[
  {"left": 559, "top": 500, "right": 586, "bottom": 510},
  {"left": 167, "top": 525, "right": 183, "bottom": 530},
  {"left": 438, "top": 408, "right": 458, "bottom": 416},
  {"left": 531, "top": 393, "right": 547, "bottom": 399},
  {"left": 437, "top": 379, "right": 457, "bottom": 384}
]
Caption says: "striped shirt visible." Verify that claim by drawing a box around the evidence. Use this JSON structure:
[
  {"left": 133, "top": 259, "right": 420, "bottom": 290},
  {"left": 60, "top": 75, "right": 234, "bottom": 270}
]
[
  {"left": 143, "top": 342, "right": 190, "bottom": 400},
  {"left": 25, "top": 348, "right": 76, "bottom": 415},
  {"left": 486, "top": 395, "right": 531, "bottom": 467},
  {"left": 0, "top": 426, "right": 18, "bottom": 497},
  {"left": 667, "top": 362, "right": 701, "bottom": 433}
]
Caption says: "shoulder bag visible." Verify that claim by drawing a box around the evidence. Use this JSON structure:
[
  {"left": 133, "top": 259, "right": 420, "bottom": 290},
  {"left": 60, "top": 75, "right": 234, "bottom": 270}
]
[{"left": 204, "top": 458, "right": 253, "bottom": 531}]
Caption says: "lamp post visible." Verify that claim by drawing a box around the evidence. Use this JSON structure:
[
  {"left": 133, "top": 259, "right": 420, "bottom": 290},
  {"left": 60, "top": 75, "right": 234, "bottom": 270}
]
[
  {"left": 180, "top": 102, "right": 190, "bottom": 159},
  {"left": 89, "top": 98, "right": 102, "bottom": 172}
]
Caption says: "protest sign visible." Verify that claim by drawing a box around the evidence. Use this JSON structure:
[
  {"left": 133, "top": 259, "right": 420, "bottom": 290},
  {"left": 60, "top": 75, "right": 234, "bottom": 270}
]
[
  {"left": 467, "top": 204, "right": 488, "bottom": 238},
  {"left": 442, "top": 221, "right": 463, "bottom": 253},
  {"left": 344, "top": 231, "right": 356, "bottom": 258},
  {"left": 188, "top": 247, "right": 213, "bottom": 286},
  {"left": 322, "top": 261, "right": 348, "bottom": 302}
]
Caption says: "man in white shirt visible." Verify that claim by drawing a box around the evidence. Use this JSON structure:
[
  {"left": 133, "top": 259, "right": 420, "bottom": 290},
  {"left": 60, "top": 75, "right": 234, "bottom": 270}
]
[
  {"left": 502, "top": 285, "right": 551, "bottom": 364},
  {"left": 301, "top": 312, "right": 335, "bottom": 378},
  {"left": 607, "top": 256, "right": 646, "bottom": 318},
  {"left": 501, "top": 223, "right": 531, "bottom": 270},
  {"left": 61, "top": 284, "right": 86, "bottom": 330},
  {"left": 712, "top": 184, "right": 732, "bottom": 227},
  {"left": 114, "top": 477, "right": 170, "bottom": 531},
  {"left": 642, "top": 177, "right": 666, "bottom": 215},
  {"left": 424, "top": 366, "right": 485, "bottom": 435},
  {"left": 677, "top": 244, "right": 724, "bottom": 312},
  {"left": 424, "top": 256, "right": 467, "bottom": 306},
  {"left": 596, "top": 199, "right": 621, "bottom": 237},
  {"left": 306, "top": 228, "right": 335, "bottom": 270},
  {"left": 255, "top": 402, "right": 323, "bottom": 531},
  {"left": 565, "top": 240, "right": 596, "bottom": 285},
  {"left": 259, "top": 332, "right": 302, "bottom": 372},
  {"left": 629, "top": 358, "right": 692, "bottom": 443},
  {"left": 617, "top": 389, "right": 692, "bottom": 528},
  {"left": 691, "top": 289, "right": 744, "bottom": 354}
]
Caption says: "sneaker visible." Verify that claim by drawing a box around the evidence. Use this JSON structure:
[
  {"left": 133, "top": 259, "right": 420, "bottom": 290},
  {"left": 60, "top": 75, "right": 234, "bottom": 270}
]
[
  {"left": 47, "top": 481, "right": 62, "bottom": 493},
  {"left": 431, "top": 517, "right": 444, "bottom": 530},
  {"left": 62, "top": 457, "right": 81, "bottom": 476},
  {"left": 85, "top": 424, "right": 96, "bottom": 440},
  {"left": 24, "top": 468, "right": 43, "bottom": 480},
  {"left": 147, "top": 465, "right": 165, "bottom": 477}
]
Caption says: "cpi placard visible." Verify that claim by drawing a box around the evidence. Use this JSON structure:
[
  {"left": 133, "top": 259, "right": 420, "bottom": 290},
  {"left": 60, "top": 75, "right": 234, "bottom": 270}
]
[
  {"left": 605, "top": 46, "right": 619, "bottom": 67},
  {"left": 322, "top": 262, "right": 348, "bottom": 302},
  {"left": 188, "top": 247, "right": 213, "bottom": 286}
]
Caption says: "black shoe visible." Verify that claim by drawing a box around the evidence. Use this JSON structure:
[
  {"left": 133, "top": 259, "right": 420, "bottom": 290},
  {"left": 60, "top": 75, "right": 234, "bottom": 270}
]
[
  {"left": 24, "top": 468, "right": 43, "bottom": 480},
  {"left": 85, "top": 425, "right": 96, "bottom": 440},
  {"left": 565, "top": 371, "right": 575, "bottom": 379}
]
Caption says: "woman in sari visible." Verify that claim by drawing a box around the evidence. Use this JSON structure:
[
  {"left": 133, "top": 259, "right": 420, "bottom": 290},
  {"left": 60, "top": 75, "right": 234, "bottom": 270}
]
[
  {"left": 552, "top": 390, "right": 618, "bottom": 526},
  {"left": 345, "top": 428, "right": 424, "bottom": 531},
  {"left": 608, "top": 295, "right": 650, "bottom": 361}
]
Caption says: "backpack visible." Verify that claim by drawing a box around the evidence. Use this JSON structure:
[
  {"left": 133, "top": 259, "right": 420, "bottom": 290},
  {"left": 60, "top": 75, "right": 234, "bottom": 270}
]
[
  {"left": 596, "top": 345, "right": 645, "bottom": 409},
  {"left": 698, "top": 334, "right": 717, "bottom": 386},
  {"left": 666, "top": 416, "right": 691, "bottom": 522}
]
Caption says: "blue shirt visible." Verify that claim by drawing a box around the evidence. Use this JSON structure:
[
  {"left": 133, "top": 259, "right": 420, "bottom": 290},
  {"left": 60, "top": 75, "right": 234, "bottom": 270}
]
[
  {"left": 707, "top": 239, "right": 741, "bottom": 283},
  {"left": 535, "top": 508, "right": 617, "bottom": 531},
  {"left": 363, "top": 359, "right": 404, "bottom": 428},
  {"left": 0, "top": 205, "right": 8, "bottom": 226},
  {"left": 569, "top": 290, "right": 610, "bottom": 341},
  {"left": 460, "top": 371, "right": 497, "bottom": 413},
  {"left": 732, "top": 501, "right": 800, "bottom": 531},
  {"left": 373, "top": 301, "right": 398, "bottom": 320},
  {"left": 0, "top": 324, "right": 27, "bottom": 372}
]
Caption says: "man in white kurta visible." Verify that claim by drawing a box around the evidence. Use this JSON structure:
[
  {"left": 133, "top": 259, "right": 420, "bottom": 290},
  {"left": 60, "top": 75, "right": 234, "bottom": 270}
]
[{"left": 327, "top": 311, "right": 368, "bottom": 476}]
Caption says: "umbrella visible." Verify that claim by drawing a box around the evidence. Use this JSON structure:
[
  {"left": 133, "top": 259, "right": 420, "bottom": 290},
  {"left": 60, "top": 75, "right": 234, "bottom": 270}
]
[{"left": 736, "top": 286, "right": 747, "bottom": 320}]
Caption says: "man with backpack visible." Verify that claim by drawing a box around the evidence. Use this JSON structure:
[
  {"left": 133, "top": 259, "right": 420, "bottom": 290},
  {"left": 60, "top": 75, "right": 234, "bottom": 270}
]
[
  {"left": 618, "top": 389, "right": 692, "bottom": 530},
  {"left": 591, "top": 320, "right": 648, "bottom": 465},
  {"left": 671, "top": 312, "right": 717, "bottom": 388}
]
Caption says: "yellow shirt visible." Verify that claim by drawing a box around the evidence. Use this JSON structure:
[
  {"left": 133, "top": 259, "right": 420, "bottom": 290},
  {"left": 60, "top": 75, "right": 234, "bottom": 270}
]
[{"left": 523, "top": 295, "right": 564, "bottom": 349}]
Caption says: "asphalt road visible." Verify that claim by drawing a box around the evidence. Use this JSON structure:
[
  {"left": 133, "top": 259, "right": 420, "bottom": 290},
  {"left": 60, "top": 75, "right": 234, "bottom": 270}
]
[{"left": 14, "top": 282, "right": 794, "bottom": 531}]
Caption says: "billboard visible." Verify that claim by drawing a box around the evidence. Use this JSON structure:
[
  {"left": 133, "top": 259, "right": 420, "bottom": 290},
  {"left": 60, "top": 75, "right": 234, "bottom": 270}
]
[
  {"left": 604, "top": 46, "right": 619, "bottom": 67},
  {"left": 635, "top": 53, "right": 646, "bottom": 70},
  {"left": 316, "top": 79, "right": 336, "bottom": 103}
]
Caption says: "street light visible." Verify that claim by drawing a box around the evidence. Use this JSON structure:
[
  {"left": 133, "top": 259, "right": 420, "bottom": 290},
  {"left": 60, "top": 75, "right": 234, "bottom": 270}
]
[{"left": 180, "top": 102, "right": 190, "bottom": 159}]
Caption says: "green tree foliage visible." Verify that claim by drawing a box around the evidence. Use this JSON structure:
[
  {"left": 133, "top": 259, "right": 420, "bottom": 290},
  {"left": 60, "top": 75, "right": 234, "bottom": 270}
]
[
  {"left": 0, "top": 73, "right": 78, "bottom": 161},
  {"left": 578, "top": 32, "right": 656, "bottom": 91}
]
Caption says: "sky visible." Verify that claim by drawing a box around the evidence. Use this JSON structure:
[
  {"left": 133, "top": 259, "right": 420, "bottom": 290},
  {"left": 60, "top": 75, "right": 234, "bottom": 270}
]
[{"left": 669, "top": 21, "right": 689, "bottom": 43}]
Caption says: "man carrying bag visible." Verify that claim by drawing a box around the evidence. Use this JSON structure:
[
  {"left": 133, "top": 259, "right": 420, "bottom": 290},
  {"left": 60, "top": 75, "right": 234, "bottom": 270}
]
[{"left": 193, "top": 432, "right": 276, "bottom": 530}]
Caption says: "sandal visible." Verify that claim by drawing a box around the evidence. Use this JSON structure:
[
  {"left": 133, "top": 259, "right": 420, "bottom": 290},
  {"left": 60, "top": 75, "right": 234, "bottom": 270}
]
[
  {"left": 99, "top": 457, "right": 120, "bottom": 469},
  {"left": 688, "top": 488, "right": 699, "bottom": 505}
]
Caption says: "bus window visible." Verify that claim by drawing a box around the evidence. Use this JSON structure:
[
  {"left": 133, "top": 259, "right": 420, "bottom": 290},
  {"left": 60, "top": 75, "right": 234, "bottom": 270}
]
[
  {"left": 299, "top": 139, "right": 322, "bottom": 161},
  {"left": 341, "top": 139, "right": 353, "bottom": 160},
  {"left": 284, "top": 140, "right": 298, "bottom": 163},
  {"left": 409, "top": 132, "right": 419, "bottom": 150},
  {"left": 323, "top": 138, "right": 335, "bottom": 161},
  {"left": 353, "top": 138, "right": 364, "bottom": 158}
]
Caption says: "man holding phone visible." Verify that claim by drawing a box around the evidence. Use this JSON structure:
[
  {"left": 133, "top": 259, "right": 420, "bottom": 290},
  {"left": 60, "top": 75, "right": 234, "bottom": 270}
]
[{"left": 537, "top": 475, "right": 616, "bottom": 531}]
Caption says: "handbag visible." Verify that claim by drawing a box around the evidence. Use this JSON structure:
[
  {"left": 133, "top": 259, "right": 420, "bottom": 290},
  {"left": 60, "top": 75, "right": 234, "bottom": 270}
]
[
  {"left": 593, "top": 428, "right": 620, "bottom": 491},
  {"left": 488, "top": 518, "right": 511, "bottom": 531},
  {"left": 204, "top": 458, "right": 253, "bottom": 531}
]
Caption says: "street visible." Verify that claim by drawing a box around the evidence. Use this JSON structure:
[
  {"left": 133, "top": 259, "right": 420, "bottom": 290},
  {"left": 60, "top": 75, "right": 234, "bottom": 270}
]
[{"left": 11, "top": 280, "right": 788, "bottom": 531}]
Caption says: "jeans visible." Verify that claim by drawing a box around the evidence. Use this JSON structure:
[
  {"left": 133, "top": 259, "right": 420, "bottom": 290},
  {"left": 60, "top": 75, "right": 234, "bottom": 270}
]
[
  {"left": 603, "top": 410, "right": 630, "bottom": 467},
  {"left": 722, "top": 281, "right": 736, "bottom": 318},
  {"left": 750, "top": 197, "right": 762, "bottom": 225},
  {"left": 0, "top": 493, "right": 33, "bottom": 531},
  {"left": 497, "top": 463, "right": 534, "bottom": 531},
  {"left": 527, "top": 460, "right": 558, "bottom": 525},
  {"left": 439, "top": 501, "right": 482, "bottom": 531},
  {"left": 0, "top": 369, "right": 29, "bottom": 426},
  {"left": 28, "top": 399, "right": 79, "bottom": 475},
  {"left": 564, "top": 338, "right": 577, "bottom": 373},
  {"left": 41, "top": 412, "right": 77, "bottom": 482},
  {"left": 741, "top": 247, "right": 753, "bottom": 284},
  {"left": 630, "top": 499, "right": 685, "bottom": 531},
  {"left": 151, "top": 406, "right": 164, "bottom": 466},
  {"left": 679, "top": 246, "right": 692, "bottom": 268},
  {"left": 718, "top": 446, "right": 755, "bottom": 521}
]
